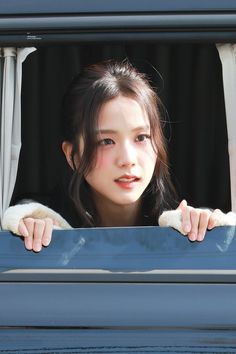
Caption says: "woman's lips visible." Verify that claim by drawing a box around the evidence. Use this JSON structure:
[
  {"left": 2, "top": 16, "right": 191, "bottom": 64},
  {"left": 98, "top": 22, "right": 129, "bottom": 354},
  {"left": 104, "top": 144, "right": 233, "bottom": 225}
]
[{"left": 114, "top": 175, "right": 140, "bottom": 189}]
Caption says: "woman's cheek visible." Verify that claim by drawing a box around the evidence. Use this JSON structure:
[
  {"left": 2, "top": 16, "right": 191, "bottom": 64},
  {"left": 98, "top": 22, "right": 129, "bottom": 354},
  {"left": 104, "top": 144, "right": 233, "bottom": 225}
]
[
  {"left": 94, "top": 149, "right": 112, "bottom": 169},
  {"left": 143, "top": 144, "right": 157, "bottom": 163}
]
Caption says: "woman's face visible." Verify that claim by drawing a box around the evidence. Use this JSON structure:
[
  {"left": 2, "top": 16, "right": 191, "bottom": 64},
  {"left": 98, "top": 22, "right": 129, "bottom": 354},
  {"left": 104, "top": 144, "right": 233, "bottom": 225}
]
[{"left": 84, "top": 95, "right": 157, "bottom": 208}]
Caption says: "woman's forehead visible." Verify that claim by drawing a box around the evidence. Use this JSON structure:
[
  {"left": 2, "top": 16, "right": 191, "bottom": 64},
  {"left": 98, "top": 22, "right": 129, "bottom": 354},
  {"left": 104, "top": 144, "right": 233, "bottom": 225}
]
[{"left": 97, "top": 95, "right": 149, "bottom": 130}]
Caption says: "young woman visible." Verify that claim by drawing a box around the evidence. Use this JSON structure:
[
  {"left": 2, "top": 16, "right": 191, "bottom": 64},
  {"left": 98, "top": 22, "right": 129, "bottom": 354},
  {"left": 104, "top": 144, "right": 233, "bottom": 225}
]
[{"left": 3, "top": 60, "right": 233, "bottom": 252}]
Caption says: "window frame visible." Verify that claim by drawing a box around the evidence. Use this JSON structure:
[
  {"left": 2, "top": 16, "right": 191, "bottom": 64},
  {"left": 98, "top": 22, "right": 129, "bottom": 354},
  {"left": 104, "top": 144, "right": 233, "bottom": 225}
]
[{"left": 1, "top": 2, "right": 236, "bottom": 349}]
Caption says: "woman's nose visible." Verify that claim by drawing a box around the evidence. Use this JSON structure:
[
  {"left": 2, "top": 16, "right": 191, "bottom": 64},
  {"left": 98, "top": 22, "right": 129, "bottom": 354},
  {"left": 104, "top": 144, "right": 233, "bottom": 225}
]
[{"left": 116, "top": 142, "right": 137, "bottom": 167}]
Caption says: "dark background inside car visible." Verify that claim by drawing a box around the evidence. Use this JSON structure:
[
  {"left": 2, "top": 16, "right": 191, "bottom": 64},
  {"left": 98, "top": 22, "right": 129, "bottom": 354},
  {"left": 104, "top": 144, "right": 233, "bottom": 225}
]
[{"left": 12, "top": 42, "right": 230, "bottom": 212}]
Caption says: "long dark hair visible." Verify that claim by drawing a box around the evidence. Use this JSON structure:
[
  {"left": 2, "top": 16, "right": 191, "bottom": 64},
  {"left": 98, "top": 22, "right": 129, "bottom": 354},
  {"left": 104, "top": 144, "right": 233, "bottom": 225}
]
[{"left": 62, "top": 60, "right": 177, "bottom": 226}]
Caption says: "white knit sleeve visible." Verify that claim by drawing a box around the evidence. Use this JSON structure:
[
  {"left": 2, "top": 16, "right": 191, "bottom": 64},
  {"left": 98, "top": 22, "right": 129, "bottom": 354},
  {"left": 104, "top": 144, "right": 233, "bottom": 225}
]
[
  {"left": 2, "top": 202, "right": 72, "bottom": 235},
  {"left": 158, "top": 209, "right": 236, "bottom": 235}
]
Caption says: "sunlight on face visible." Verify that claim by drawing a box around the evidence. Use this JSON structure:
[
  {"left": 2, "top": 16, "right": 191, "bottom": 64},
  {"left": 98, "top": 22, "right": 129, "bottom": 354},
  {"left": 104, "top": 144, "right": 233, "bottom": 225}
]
[{"left": 85, "top": 95, "right": 157, "bottom": 209}]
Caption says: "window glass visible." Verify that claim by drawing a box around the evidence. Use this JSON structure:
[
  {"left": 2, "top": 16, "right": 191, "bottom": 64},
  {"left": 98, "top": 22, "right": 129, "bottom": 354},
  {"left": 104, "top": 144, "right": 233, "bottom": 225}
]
[{"left": 0, "top": 226, "right": 236, "bottom": 271}]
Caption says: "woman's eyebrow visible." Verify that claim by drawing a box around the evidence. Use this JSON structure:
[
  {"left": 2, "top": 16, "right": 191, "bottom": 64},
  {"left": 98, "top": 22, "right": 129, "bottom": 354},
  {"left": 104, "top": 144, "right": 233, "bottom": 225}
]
[
  {"left": 96, "top": 125, "right": 150, "bottom": 135},
  {"left": 132, "top": 125, "right": 150, "bottom": 132},
  {"left": 96, "top": 129, "right": 117, "bottom": 134}
]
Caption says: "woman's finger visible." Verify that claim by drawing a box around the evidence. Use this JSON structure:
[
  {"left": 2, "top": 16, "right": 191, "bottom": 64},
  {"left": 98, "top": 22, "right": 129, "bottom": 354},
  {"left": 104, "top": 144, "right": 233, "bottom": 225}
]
[
  {"left": 196, "top": 210, "right": 211, "bottom": 241},
  {"left": 23, "top": 218, "right": 36, "bottom": 250},
  {"left": 180, "top": 201, "right": 192, "bottom": 234},
  {"left": 177, "top": 199, "right": 187, "bottom": 210},
  {"left": 208, "top": 209, "right": 224, "bottom": 229},
  {"left": 24, "top": 235, "right": 33, "bottom": 250},
  {"left": 23, "top": 218, "right": 35, "bottom": 238},
  {"left": 42, "top": 218, "right": 53, "bottom": 247},
  {"left": 18, "top": 219, "right": 29, "bottom": 237},
  {"left": 32, "top": 219, "right": 45, "bottom": 252},
  {"left": 187, "top": 209, "right": 200, "bottom": 241}
]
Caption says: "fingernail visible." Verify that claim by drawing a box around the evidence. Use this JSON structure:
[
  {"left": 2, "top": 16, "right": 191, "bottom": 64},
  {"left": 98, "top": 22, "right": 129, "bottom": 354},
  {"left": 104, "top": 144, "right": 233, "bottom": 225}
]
[
  {"left": 189, "top": 233, "right": 196, "bottom": 241},
  {"left": 197, "top": 233, "right": 204, "bottom": 241},
  {"left": 43, "top": 238, "right": 50, "bottom": 247},
  {"left": 34, "top": 243, "right": 42, "bottom": 252}
]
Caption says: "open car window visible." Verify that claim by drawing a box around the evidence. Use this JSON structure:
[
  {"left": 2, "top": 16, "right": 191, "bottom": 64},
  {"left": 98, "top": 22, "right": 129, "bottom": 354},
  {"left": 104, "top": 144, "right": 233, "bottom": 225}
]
[{"left": 0, "top": 1, "right": 234, "bottom": 267}]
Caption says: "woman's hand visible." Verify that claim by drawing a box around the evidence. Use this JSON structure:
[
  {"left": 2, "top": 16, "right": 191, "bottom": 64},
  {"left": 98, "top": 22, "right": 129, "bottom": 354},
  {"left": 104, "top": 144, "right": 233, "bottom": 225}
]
[
  {"left": 2, "top": 202, "right": 72, "bottom": 252},
  {"left": 159, "top": 201, "right": 236, "bottom": 241},
  {"left": 177, "top": 200, "right": 224, "bottom": 242},
  {"left": 18, "top": 217, "right": 56, "bottom": 252}
]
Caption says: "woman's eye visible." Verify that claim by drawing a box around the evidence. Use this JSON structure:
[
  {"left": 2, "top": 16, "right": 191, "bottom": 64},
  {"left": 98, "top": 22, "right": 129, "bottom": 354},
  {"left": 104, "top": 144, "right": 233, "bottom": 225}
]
[
  {"left": 135, "top": 134, "right": 151, "bottom": 142},
  {"left": 98, "top": 138, "right": 115, "bottom": 146}
]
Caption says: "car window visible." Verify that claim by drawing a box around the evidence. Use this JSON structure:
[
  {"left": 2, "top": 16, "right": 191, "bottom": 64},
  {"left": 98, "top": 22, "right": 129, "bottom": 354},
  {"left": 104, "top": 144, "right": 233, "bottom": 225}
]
[{"left": 0, "top": 1, "right": 235, "bottom": 277}]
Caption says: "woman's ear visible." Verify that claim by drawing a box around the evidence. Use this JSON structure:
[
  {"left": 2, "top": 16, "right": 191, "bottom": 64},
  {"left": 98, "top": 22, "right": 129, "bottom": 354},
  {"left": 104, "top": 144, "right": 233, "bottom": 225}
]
[{"left": 62, "top": 141, "right": 75, "bottom": 170}]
